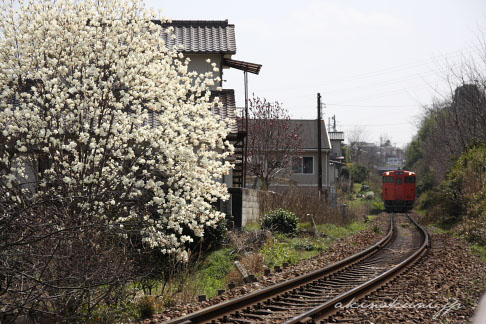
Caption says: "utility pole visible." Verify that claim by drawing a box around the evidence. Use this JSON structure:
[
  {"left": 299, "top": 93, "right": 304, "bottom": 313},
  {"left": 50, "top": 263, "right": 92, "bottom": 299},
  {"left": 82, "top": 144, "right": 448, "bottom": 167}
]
[
  {"left": 243, "top": 71, "right": 248, "bottom": 188},
  {"left": 317, "top": 93, "right": 322, "bottom": 195}
]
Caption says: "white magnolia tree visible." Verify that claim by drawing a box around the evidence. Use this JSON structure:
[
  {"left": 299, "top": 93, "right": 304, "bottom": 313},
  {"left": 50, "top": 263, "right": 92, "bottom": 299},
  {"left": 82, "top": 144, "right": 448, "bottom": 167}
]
[{"left": 0, "top": 0, "right": 232, "bottom": 320}]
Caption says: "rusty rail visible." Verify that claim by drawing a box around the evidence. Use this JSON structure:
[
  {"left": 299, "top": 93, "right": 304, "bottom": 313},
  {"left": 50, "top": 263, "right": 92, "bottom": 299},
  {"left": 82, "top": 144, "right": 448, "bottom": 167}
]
[
  {"left": 282, "top": 213, "right": 429, "bottom": 324},
  {"left": 164, "top": 216, "right": 395, "bottom": 324}
]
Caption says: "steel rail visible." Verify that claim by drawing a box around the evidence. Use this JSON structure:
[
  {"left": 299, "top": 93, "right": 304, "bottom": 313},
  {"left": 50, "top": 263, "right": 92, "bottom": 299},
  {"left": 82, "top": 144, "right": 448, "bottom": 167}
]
[
  {"left": 282, "top": 213, "right": 430, "bottom": 324},
  {"left": 164, "top": 215, "right": 395, "bottom": 324}
]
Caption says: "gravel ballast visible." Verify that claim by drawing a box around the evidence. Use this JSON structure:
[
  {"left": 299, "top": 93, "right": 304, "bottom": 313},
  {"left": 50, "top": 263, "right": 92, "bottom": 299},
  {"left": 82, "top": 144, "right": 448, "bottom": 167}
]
[
  {"left": 328, "top": 230, "right": 486, "bottom": 323},
  {"left": 143, "top": 219, "right": 386, "bottom": 323},
  {"left": 141, "top": 213, "right": 486, "bottom": 323}
]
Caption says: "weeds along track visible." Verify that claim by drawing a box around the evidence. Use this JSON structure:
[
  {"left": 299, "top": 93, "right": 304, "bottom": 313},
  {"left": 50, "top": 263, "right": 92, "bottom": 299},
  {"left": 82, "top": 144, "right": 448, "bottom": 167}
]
[{"left": 164, "top": 213, "right": 429, "bottom": 324}]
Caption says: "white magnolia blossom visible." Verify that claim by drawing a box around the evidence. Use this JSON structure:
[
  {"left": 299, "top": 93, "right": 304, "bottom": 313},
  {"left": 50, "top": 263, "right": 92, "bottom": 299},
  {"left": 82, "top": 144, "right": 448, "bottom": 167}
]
[{"left": 0, "top": 0, "right": 233, "bottom": 261}]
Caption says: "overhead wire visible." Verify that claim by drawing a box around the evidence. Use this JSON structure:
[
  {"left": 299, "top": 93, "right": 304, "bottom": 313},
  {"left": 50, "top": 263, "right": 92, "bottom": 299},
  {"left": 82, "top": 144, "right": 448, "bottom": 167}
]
[{"left": 252, "top": 45, "right": 477, "bottom": 94}]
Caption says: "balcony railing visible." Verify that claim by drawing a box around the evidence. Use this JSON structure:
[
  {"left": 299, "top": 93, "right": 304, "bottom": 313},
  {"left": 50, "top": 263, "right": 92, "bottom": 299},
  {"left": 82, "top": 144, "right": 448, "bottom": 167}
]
[{"left": 328, "top": 131, "right": 345, "bottom": 141}]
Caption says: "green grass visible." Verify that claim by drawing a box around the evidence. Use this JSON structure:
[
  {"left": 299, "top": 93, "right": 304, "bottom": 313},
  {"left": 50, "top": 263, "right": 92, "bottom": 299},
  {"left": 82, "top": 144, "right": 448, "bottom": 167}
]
[
  {"left": 261, "top": 235, "right": 329, "bottom": 268},
  {"left": 426, "top": 224, "right": 451, "bottom": 235},
  {"left": 196, "top": 248, "right": 235, "bottom": 298},
  {"left": 316, "top": 221, "right": 367, "bottom": 239},
  {"left": 471, "top": 244, "right": 486, "bottom": 262},
  {"left": 367, "top": 215, "right": 377, "bottom": 221},
  {"left": 243, "top": 221, "right": 260, "bottom": 232},
  {"left": 299, "top": 221, "right": 368, "bottom": 239},
  {"left": 346, "top": 198, "right": 362, "bottom": 209},
  {"left": 261, "top": 221, "right": 369, "bottom": 269},
  {"left": 414, "top": 208, "right": 427, "bottom": 217}
]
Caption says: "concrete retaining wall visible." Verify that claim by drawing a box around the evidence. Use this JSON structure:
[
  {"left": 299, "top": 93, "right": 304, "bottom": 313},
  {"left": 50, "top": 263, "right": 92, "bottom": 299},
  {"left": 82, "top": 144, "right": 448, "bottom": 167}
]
[
  {"left": 240, "top": 188, "right": 262, "bottom": 226},
  {"left": 228, "top": 188, "right": 272, "bottom": 228}
]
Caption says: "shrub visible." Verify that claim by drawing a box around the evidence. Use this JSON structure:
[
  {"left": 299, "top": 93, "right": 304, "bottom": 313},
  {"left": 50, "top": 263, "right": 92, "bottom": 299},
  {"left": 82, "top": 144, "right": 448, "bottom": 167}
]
[
  {"left": 261, "top": 209, "right": 298, "bottom": 235},
  {"left": 350, "top": 164, "right": 369, "bottom": 183},
  {"left": 370, "top": 200, "right": 384, "bottom": 215},
  {"left": 199, "top": 218, "right": 228, "bottom": 252},
  {"left": 364, "top": 191, "right": 375, "bottom": 200},
  {"left": 137, "top": 296, "right": 157, "bottom": 320},
  {"left": 433, "top": 144, "right": 486, "bottom": 227}
]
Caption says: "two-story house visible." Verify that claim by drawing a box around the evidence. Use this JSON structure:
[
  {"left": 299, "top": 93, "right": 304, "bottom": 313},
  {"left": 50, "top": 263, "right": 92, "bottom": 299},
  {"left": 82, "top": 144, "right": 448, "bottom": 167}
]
[
  {"left": 154, "top": 20, "right": 261, "bottom": 188},
  {"left": 263, "top": 120, "right": 345, "bottom": 207},
  {"left": 154, "top": 20, "right": 262, "bottom": 222},
  {"left": 155, "top": 20, "right": 261, "bottom": 190},
  {"left": 266, "top": 119, "right": 332, "bottom": 192}
]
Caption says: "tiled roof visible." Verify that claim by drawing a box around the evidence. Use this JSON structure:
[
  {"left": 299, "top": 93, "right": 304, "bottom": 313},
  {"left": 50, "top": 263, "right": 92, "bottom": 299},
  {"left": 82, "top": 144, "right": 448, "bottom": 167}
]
[
  {"left": 210, "top": 89, "right": 238, "bottom": 134},
  {"left": 154, "top": 20, "right": 237, "bottom": 54}
]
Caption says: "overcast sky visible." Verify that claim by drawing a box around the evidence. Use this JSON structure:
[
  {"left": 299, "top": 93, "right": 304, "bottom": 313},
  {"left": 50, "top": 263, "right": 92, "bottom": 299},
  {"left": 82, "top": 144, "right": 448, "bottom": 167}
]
[{"left": 147, "top": 0, "right": 486, "bottom": 147}]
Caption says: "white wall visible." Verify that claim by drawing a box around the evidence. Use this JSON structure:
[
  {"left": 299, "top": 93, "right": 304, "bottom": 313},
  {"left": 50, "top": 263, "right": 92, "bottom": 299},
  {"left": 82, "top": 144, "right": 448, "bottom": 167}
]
[{"left": 185, "top": 54, "right": 222, "bottom": 90}]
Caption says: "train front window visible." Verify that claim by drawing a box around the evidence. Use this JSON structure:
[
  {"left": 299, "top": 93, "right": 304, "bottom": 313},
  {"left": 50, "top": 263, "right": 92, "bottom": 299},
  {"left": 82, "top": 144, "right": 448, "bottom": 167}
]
[
  {"left": 382, "top": 176, "right": 394, "bottom": 183},
  {"left": 396, "top": 178, "right": 402, "bottom": 185},
  {"left": 405, "top": 176, "right": 416, "bottom": 183}
]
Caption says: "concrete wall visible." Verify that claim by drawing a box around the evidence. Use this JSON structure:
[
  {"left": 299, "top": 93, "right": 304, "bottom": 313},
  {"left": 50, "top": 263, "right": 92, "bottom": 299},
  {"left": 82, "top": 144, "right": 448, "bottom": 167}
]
[
  {"left": 330, "top": 139, "right": 343, "bottom": 158},
  {"left": 228, "top": 188, "right": 273, "bottom": 228},
  {"left": 240, "top": 188, "right": 261, "bottom": 226}
]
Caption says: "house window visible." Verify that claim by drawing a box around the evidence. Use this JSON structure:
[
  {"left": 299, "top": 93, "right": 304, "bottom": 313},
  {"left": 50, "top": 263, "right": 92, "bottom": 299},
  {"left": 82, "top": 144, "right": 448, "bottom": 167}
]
[{"left": 292, "top": 156, "right": 313, "bottom": 174}]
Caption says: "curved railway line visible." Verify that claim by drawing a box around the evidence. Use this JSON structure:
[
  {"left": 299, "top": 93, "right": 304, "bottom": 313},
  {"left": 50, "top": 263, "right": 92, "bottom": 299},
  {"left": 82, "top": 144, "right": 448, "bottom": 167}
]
[{"left": 164, "top": 213, "right": 430, "bottom": 324}]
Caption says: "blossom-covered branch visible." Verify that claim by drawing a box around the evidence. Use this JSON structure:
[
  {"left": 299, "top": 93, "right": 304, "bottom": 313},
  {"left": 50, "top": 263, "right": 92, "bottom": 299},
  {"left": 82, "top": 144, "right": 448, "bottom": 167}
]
[{"left": 0, "top": 0, "right": 233, "bottom": 320}]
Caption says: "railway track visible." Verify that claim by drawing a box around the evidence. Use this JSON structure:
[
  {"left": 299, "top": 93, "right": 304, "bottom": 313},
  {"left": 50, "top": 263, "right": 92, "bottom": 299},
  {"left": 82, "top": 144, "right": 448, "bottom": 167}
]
[{"left": 164, "top": 213, "right": 429, "bottom": 324}]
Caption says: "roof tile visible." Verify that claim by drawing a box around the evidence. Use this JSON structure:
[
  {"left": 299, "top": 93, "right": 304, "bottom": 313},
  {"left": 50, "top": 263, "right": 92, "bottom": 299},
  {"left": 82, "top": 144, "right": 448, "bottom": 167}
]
[
  {"left": 210, "top": 89, "right": 238, "bottom": 134},
  {"left": 155, "top": 20, "right": 237, "bottom": 54}
]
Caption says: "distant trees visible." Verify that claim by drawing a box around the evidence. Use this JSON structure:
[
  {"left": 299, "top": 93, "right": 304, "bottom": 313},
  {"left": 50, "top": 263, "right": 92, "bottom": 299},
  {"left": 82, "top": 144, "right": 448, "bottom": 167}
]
[
  {"left": 347, "top": 126, "right": 383, "bottom": 169},
  {"left": 406, "top": 83, "right": 486, "bottom": 184},
  {"left": 350, "top": 164, "right": 369, "bottom": 183},
  {"left": 404, "top": 35, "right": 486, "bottom": 238},
  {"left": 347, "top": 126, "right": 369, "bottom": 165},
  {"left": 246, "top": 97, "right": 302, "bottom": 190}
]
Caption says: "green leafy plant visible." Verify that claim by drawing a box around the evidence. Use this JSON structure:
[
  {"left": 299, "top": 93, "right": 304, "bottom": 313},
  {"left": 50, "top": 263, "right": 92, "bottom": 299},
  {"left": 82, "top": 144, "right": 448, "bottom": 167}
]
[
  {"left": 261, "top": 209, "right": 298, "bottom": 235},
  {"left": 370, "top": 200, "right": 384, "bottom": 215},
  {"left": 350, "top": 164, "right": 369, "bottom": 183},
  {"left": 292, "top": 239, "right": 315, "bottom": 251},
  {"left": 197, "top": 248, "right": 235, "bottom": 298},
  {"left": 261, "top": 239, "right": 294, "bottom": 268}
]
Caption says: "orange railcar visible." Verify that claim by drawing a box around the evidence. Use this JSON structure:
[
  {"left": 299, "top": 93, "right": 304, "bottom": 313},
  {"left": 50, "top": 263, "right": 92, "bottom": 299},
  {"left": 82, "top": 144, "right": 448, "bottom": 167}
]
[{"left": 382, "top": 170, "right": 416, "bottom": 212}]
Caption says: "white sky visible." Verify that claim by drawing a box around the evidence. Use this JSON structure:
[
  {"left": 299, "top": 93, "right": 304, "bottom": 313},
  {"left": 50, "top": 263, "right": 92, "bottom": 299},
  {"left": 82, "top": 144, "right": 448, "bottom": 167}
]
[{"left": 146, "top": 0, "right": 486, "bottom": 147}]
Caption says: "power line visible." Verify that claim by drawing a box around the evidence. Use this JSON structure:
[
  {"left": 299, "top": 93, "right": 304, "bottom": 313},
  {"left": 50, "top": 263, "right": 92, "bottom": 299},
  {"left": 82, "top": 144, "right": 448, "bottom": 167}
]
[
  {"left": 326, "top": 103, "right": 420, "bottom": 108},
  {"left": 328, "top": 84, "right": 428, "bottom": 104},
  {"left": 316, "top": 47, "right": 475, "bottom": 89},
  {"left": 252, "top": 46, "right": 477, "bottom": 93},
  {"left": 340, "top": 123, "right": 411, "bottom": 127},
  {"left": 322, "top": 69, "right": 441, "bottom": 95}
]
